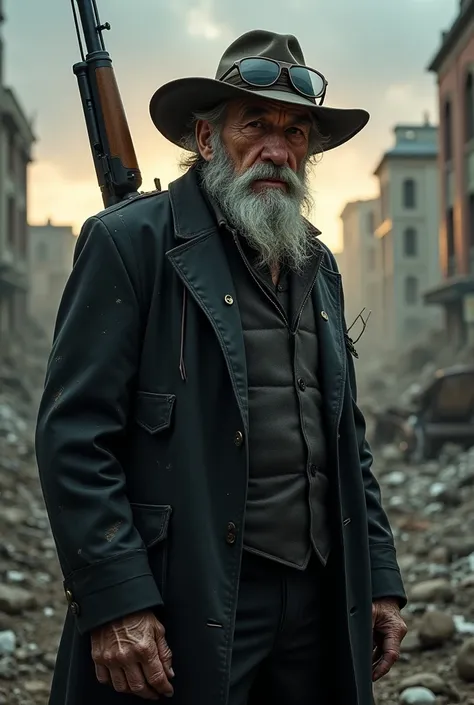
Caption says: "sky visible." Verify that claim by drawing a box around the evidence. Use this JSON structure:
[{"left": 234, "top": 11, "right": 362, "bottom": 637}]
[{"left": 4, "top": 0, "right": 458, "bottom": 251}]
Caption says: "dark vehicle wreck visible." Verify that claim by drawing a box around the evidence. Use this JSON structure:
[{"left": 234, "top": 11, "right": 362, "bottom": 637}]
[{"left": 398, "top": 365, "right": 474, "bottom": 461}]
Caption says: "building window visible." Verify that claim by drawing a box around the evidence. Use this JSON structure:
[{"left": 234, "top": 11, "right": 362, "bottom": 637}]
[
  {"left": 444, "top": 100, "right": 452, "bottom": 161},
  {"left": 36, "top": 241, "right": 48, "bottom": 262},
  {"left": 367, "top": 210, "right": 375, "bottom": 235},
  {"left": 8, "top": 133, "right": 15, "bottom": 177},
  {"left": 381, "top": 184, "right": 389, "bottom": 221},
  {"left": 7, "top": 196, "right": 15, "bottom": 248},
  {"left": 367, "top": 248, "right": 376, "bottom": 271},
  {"left": 403, "top": 179, "right": 416, "bottom": 209},
  {"left": 18, "top": 210, "right": 27, "bottom": 258},
  {"left": 403, "top": 227, "right": 418, "bottom": 257},
  {"left": 446, "top": 207, "right": 455, "bottom": 275},
  {"left": 405, "top": 276, "right": 418, "bottom": 305},
  {"left": 466, "top": 72, "right": 474, "bottom": 142}
]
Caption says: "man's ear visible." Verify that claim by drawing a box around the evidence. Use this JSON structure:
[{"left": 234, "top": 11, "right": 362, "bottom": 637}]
[{"left": 195, "top": 120, "right": 214, "bottom": 162}]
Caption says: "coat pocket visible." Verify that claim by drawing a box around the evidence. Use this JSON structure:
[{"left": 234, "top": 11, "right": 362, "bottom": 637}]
[
  {"left": 130, "top": 503, "right": 172, "bottom": 601},
  {"left": 134, "top": 392, "right": 176, "bottom": 434}
]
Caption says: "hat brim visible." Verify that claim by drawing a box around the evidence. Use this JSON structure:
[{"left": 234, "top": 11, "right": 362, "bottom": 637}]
[{"left": 149, "top": 77, "right": 369, "bottom": 154}]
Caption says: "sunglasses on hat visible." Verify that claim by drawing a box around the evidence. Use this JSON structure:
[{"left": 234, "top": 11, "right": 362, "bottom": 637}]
[{"left": 219, "top": 57, "right": 328, "bottom": 105}]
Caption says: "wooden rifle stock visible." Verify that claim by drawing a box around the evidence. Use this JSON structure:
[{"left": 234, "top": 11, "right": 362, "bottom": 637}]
[{"left": 72, "top": 0, "right": 143, "bottom": 208}]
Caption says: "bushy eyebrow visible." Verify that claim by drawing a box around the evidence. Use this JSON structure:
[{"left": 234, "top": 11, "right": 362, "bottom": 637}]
[{"left": 239, "top": 104, "right": 312, "bottom": 127}]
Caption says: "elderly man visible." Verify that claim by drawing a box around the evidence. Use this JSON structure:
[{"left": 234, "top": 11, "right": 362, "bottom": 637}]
[{"left": 36, "top": 29, "right": 407, "bottom": 705}]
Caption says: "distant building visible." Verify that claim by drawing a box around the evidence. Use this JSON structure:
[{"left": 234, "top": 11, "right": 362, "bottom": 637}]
[
  {"left": 0, "top": 3, "right": 35, "bottom": 338},
  {"left": 424, "top": 0, "right": 474, "bottom": 346},
  {"left": 373, "top": 119, "right": 442, "bottom": 353},
  {"left": 28, "top": 220, "right": 76, "bottom": 338},
  {"left": 340, "top": 198, "right": 380, "bottom": 358}
]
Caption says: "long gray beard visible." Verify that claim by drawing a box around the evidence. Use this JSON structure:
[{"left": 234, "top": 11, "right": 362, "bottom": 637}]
[{"left": 199, "top": 134, "right": 315, "bottom": 271}]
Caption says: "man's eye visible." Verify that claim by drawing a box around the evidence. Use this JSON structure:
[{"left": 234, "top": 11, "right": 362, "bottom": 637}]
[
  {"left": 287, "top": 126, "right": 304, "bottom": 136},
  {"left": 247, "top": 120, "right": 264, "bottom": 128}
]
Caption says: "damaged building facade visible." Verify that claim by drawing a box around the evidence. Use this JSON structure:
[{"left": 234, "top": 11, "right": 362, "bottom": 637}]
[
  {"left": 424, "top": 0, "right": 474, "bottom": 346},
  {"left": 0, "top": 1, "right": 35, "bottom": 339}
]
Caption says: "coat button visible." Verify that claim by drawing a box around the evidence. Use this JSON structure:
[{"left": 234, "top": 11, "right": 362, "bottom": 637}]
[
  {"left": 224, "top": 294, "right": 234, "bottom": 305},
  {"left": 309, "top": 463, "right": 318, "bottom": 477},
  {"left": 70, "top": 601, "right": 80, "bottom": 615},
  {"left": 226, "top": 522, "right": 237, "bottom": 544},
  {"left": 65, "top": 589, "right": 73, "bottom": 603},
  {"left": 297, "top": 377, "right": 306, "bottom": 391},
  {"left": 321, "top": 311, "right": 329, "bottom": 320},
  {"left": 234, "top": 430, "right": 244, "bottom": 446}
]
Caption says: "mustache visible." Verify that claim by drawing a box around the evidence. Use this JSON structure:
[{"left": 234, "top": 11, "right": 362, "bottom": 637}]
[{"left": 233, "top": 162, "right": 304, "bottom": 197}]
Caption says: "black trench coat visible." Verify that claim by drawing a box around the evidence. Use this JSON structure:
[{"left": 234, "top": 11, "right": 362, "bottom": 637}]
[{"left": 35, "top": 167, "right": 406, "bottom": 705}]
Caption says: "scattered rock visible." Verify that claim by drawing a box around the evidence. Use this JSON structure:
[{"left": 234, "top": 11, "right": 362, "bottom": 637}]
[
  {"left": 399, "top": 672, "right": 447, "bottom": 695},
  {"left": 410, "top": 579, "right": 454, "bottom": 604},
  {"left": 400, "top": 686, "right": 437, "bottom": 704},
  {"left": 0, "top": 584, "right": 36, "bottom": 615},
  {"left": 456, "top": 638, "right": 474, "bottom": 682},
  {"left": 0, "top": 630, "right": 16, "bottom": 656},
  {"left": 418, "top": 610, "right": 456, "bottom": 648}
]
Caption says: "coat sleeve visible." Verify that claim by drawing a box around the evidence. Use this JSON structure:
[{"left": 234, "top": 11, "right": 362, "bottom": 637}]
[
  {"left": 35, "top": 215, "right": 163, "bottom": 635},
  {"left": 323, "top": 245, "right": 407, "bottom": 606},
  {"left": 347, "top": 353, "right": 407, "bottom": 606}
]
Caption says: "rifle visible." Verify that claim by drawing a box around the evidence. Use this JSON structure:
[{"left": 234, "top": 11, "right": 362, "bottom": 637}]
[{"left": 71, "top": 0, "right": 160, "bottom": 208}]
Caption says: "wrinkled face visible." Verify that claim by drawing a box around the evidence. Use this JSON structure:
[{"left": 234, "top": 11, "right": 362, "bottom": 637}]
[
  {"left": 220, "top": 99, "right": 313, "bottom": 186},
  {"left": 195, "top": 97, "right": 318, "bottom": 271},
  {"left": 198, "top": 98, "right": 313, "bottom": 184}
]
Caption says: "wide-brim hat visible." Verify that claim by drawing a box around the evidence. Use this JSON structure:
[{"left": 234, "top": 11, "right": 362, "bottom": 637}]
[{"left": 149, "top": 29, "right": 369, "bottom": 154}]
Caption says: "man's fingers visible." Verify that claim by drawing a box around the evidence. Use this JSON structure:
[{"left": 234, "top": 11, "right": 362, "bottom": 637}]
[
  {"left": 94, "top": 663, "right": 111, "bottom": 686},
  {"left": 108, "top": 666, "right": 130, "bottom": 694},
  {"left": 124, "top": 663, "right": 160, "bottom": 700},
  {"left": 372, "top": 648, "right": 399, "bottom": 681},
  {"left": 141, "top": 651, "right": 174, "bottom": 697},
  {"left": 157, "top": 632, "right": 175, "bottom": 680}
]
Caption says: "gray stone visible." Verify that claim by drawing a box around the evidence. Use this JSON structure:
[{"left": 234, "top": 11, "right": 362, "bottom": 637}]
[
  {"left": 418, "top": 610, "right": 456, "bottom": 648},
  {"left": 456, "top": 638, "right": 474, "bottom": 682},
  {"left": 410, "top": 579, "right": 454, "bottom": 604},
  {"left": 400, "top": 687, "right": 436, "bottom": 705}
]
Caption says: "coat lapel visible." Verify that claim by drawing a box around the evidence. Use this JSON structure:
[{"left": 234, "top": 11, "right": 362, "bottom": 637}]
[
  {"left": 313, "top": 262, "right": 347, "bottom": 443},
  {"left": 165, "top": 170, "right": 249, "bottom": 430}
]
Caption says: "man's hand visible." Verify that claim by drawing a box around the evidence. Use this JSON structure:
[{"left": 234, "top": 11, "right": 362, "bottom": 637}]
[
  {"left": 91, "top": 609, "right": 174, "bottom": 700},
  {"left": 371, "top": 599, "right": 407, "bottom": 682}
]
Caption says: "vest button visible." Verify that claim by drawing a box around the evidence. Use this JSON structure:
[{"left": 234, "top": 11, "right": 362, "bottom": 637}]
[
  {"left": 321, "top": 311, "right": 329, "bottom": 321},
  {"left": 224, "top": 294, "right": 234, "bottom": 305},
  {"left": 297, "top": 377, "right": 306, "bottom": 391},
  {"left": 234, "top": 431, "right": 244, "bottom": 446},
  {"left": 226, "top": 522, "right": 237, "bottom": 544},
  {"left": 309, "top": 463, "right": 318, "bottom": 477}
]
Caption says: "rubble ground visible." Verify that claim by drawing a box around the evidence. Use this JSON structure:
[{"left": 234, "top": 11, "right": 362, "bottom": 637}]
[{"left": 2, "top": 333, "right": 474, "bottom": 704}]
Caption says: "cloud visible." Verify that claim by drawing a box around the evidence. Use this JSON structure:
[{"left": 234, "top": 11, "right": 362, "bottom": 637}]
[{"left": 183, "top": 1, "right": 232, "bottom": 40}]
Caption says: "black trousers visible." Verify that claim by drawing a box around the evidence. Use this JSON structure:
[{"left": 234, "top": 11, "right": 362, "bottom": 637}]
[{"left": 229, "top": 550, "right": 330, "bottom": 705}]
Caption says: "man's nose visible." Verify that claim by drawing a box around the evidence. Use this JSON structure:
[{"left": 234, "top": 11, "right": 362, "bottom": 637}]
[{"left": 260, "top": 135, "right": 289, "bottom": 167}]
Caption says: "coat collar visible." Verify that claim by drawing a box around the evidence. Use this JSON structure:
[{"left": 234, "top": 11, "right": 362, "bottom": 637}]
[{"left": 168, "top": 167, "right": 220, "bottom": 239}]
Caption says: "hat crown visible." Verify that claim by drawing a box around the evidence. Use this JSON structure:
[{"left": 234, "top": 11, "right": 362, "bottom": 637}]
[{"left": 215, "top": 30, "right": 306, "bottom": 80}]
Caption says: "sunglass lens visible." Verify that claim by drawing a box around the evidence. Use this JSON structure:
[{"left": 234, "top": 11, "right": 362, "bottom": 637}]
[
  {"left": 239, "top": 58, "right": 280, "bottom": 87},
  {"left": 290, "top": 67, "right": 325, "bottom": 98}
]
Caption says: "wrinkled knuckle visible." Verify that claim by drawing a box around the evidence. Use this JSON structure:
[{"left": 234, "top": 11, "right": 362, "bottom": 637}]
[
  {"left": 114, "top": 681, "right": 128, "bottom": 692},
  {"left": 155, "top": 622, "right": 166, "bottom": 637},
  {"left": 148, "top": 671, "right": 166, "bottom": 686},
  {"left": 115, "top": 648, "right": 131, "bottom": 665},
  {"left": 130, "top": 681, "right": 146, "bottom": 693},
  {"left": 162, "top": 647, "right": 173, "bottom": 661},
  {"left": 135, "top": 642, "right": 152, "bottom": 658},
  {"left": 101, "top": 650, "right": 115, "bottom": 665}
]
